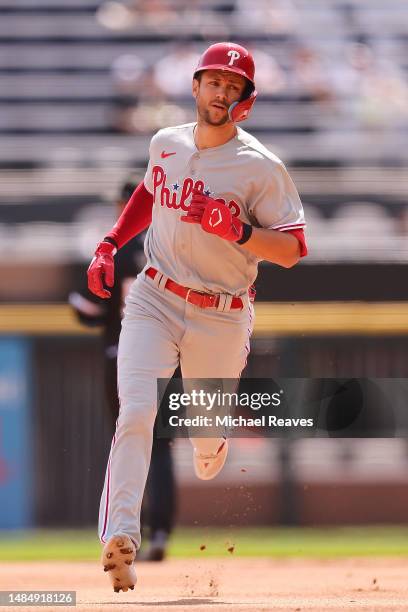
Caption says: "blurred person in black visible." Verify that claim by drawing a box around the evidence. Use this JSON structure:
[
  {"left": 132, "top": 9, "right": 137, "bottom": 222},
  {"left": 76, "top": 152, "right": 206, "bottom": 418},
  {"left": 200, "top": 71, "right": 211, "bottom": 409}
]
[{"left": 69, "top": 177, "right": 177, "bottom": 561}]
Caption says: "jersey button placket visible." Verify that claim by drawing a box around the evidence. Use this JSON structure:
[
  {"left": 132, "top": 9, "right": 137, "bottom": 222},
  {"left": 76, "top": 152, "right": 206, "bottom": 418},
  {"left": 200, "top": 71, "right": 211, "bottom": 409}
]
[
  {"left": 190, "top": 152, "right": 200, "bottom": 177},
  {"left": 185, "top": 156, "right": 196, "bottom": 271}
]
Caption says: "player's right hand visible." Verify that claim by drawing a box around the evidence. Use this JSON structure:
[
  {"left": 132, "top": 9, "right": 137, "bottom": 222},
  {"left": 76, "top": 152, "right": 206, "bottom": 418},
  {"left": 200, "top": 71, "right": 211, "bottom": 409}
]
[{"left": 87, "top": 240, "right": 116, "bottom": 298}]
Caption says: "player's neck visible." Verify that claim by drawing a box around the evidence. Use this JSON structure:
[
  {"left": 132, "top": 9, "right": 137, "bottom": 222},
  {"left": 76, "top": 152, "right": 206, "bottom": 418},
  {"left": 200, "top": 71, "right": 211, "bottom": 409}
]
[{"left": 193, "top": 121, "right": 237, "bottom": 150}]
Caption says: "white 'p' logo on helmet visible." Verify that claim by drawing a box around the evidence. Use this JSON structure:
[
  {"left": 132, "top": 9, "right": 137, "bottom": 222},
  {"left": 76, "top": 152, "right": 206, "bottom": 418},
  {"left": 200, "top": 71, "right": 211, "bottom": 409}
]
[{"left": 227, "top": 50, "right": 241, "bottom": 66}]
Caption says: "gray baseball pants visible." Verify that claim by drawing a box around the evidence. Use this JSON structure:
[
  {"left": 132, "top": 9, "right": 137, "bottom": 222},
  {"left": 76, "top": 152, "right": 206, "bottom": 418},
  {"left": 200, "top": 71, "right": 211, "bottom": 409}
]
[{"left": 99, "top": 271, "right": 254, "bottom": 548}]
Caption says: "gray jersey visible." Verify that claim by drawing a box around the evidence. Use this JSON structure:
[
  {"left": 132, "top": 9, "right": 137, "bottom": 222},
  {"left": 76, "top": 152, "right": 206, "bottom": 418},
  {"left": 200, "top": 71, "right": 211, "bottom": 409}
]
[{"left": 143, "top": 122, "right": 305, "bottom": 295}]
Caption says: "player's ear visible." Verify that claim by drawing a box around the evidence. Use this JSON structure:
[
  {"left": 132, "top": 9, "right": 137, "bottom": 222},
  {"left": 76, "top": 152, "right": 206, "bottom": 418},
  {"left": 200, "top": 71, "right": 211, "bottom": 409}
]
[{"left": 192, "top": 78, "right": 199, "bottom": 99}]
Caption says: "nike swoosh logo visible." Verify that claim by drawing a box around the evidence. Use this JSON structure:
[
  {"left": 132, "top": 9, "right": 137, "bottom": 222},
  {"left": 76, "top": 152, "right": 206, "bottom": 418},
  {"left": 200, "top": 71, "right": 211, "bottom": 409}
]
[{"left": 161, "top": 151, "right": 176, "bottom": 158}]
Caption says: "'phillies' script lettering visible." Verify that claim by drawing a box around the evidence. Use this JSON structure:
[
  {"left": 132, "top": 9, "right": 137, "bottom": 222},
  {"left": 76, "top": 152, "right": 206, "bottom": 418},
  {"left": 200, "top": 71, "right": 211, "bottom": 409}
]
[{"left": 152, "top": 165, "right": 240, "bottom": 216}]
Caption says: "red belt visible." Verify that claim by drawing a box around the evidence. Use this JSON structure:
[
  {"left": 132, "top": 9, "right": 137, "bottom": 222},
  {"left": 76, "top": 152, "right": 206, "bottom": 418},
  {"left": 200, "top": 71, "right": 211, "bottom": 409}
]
[{"left": 145, "top": 267, "right": 244, "bottom": 310}]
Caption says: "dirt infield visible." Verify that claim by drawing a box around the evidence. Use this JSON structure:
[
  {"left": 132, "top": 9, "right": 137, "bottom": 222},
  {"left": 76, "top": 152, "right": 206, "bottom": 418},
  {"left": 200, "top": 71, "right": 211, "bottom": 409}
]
[{"left": 2, "top": 558, "right": 408, "bottom": 611}]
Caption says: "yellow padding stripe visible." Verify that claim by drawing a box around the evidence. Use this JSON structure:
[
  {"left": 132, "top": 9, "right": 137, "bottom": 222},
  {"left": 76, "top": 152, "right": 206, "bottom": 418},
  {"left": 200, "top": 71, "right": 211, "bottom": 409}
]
[
  {"left": 0, "top": 304, "right": 98, "bottom": 335},
  {"left": 255, "top": 302, "right": 408, "bottom": 336},
  {"left": 0, "top": 302, "right": 408, "bottom": 336}
]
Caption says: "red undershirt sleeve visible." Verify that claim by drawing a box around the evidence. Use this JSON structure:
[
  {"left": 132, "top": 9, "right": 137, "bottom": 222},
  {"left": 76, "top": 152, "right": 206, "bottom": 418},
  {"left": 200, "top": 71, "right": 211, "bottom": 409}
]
[
  {"left": 105, "top": 181, "right": 153, "bottom": 249},
  {"left": 281, "top": 228, "right": 308, "bottom": 257}
]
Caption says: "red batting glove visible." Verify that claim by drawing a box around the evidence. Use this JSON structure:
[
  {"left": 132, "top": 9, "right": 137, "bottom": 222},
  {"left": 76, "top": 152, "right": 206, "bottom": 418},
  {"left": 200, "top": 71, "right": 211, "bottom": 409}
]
[
  {"left": 181, "top": 189, "right": 243, "bottom": 242},
  {"left": 180, "top": 189, "right": 207, "bottom": 224},
  {"left": 87, "top": 241, "right": 116, "bottom": 298}
]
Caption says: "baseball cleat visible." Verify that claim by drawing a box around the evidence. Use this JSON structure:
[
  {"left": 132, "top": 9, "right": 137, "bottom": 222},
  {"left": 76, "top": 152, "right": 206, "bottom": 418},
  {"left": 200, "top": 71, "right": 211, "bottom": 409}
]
[
  {"left": 138, "top": 543, "right": 166, "bottom": 562},
  {"left": 193, "top": 438, "right": 228, "bottom": 480},
  {"left": 138, "top": 529, "right": 168, "bottom": 562},
  {"left": 102, "top": 534, "right": 137, "bottom": 593}
]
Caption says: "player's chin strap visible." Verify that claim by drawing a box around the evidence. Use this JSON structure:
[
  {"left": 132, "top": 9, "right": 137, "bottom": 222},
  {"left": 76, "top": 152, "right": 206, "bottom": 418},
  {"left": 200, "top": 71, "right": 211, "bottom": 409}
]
[{"left": 228, "top": 90, "right": 258, "bottom": 123}]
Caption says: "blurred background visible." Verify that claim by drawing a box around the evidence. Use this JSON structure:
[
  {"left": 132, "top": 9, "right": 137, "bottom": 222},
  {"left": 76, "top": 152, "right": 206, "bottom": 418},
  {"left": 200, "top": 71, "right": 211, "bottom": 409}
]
[{"left": 1, "top": 0, "right": 408, "bottom": 540}]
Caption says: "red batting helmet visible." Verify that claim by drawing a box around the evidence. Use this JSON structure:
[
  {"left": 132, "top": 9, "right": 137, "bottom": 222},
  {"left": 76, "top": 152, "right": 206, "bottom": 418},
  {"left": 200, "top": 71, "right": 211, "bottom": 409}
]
[{"left": 194, "top": 42, "right": 257, "bottom": 123}]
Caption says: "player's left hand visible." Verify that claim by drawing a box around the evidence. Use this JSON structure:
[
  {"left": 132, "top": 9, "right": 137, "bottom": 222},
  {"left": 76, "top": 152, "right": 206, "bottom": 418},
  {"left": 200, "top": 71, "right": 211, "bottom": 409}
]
[{"left": 181, "top": 189, "right": 243, "bottom": 242}]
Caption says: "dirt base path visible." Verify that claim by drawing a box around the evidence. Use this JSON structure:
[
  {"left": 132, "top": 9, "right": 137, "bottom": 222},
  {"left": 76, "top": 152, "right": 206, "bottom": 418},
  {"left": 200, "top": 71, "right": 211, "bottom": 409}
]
[{"left": 2, "top": 558, "right": 408, "bottom": 611}]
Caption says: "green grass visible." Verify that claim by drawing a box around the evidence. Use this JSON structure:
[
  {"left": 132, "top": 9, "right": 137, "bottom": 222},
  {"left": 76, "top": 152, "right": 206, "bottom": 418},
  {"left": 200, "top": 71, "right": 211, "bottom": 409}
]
[
  {"left": 1, "top": 527, "right": 408, "bottom": 562},
  {"left": 170, "top": 526, "right": 408, "bottom": 559}
]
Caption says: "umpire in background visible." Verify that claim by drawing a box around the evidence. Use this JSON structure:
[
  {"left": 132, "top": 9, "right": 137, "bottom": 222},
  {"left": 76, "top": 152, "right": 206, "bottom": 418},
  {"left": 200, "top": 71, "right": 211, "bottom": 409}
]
[{"left": 69, "top": 177, "right": 177, "bottom": 561}]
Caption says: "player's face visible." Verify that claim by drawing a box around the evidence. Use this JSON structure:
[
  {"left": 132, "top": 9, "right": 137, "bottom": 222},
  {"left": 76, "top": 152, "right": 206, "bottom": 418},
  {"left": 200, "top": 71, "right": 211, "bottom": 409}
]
[{"left": 193, "top": 70, "right": 247, "bottom": 126}]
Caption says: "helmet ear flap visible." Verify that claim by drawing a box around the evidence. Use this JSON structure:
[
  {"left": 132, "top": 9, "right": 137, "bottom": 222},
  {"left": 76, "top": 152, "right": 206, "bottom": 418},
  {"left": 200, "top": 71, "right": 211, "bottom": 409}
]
[{"left": 228, "top": 90, "right": 257, "bottom": 123}]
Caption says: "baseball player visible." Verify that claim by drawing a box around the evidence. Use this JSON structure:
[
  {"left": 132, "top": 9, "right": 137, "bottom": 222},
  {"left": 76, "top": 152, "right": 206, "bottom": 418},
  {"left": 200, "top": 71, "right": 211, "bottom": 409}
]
[{"left": 87, "top": 42, "right": 307, "bottom": 592}]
